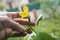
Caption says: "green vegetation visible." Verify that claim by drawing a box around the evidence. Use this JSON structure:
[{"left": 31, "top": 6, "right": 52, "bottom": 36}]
[
  {"left": 7, "top": 16, "right": 60, "bottom": 40},
  {"left": 7, "top": 0, "right": 60, "bottom": 40},
  {"left": 0, "top": 5, "right": 4, "bottom": 10}
]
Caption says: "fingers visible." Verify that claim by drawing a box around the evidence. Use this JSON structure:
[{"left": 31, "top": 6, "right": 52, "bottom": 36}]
[
  {"left": 5, "top": 28, "right": 27, "bottom": 38},
  {"left": 6, "top": 13, "right": 13, "bottom": 19},
  {"left": 5, "top": 28, "right": 13, "bottom": 37},
  {"left": 0, "top": 16, "right": 27, "bottom": 35},
  {"left": 7, "top": 19, "right": 33, "bottom": 35},
  {"left": 0, "top": 16, "right": 10, "bottom": 31},
  {"left": 13, "top": 18, "right": 36, "bottom": 26},
  {"left": 0, "top": 30, "right": 5, "bottom": 40},
  {"left": 6, "top": 13, "right": 36, "bottom": 26},
  {"left": 6, "top": 18, "right": 27, "bottom": 34},
  {"left": 0, "top": 16, "right": 33, "bottom": 39},
  {"left": 10, "top": 32, "right": 27, "bottom": 37},
  {"left": 27, "top": 29, "right": 32, "bottom": 34},
  {"left": 5, "top": 28, "right": 27, "bottom": 39},
  {"left": 0, "top": 28, "right": 12, "bottom": 40},
  {"left": 6, "top": 13, "right": 20, "bottom": 19},
  {"left": 0, "top": 29, "right": 29, "bottom": 40}
]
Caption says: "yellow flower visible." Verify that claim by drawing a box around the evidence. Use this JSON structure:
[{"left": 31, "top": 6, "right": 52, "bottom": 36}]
[
  {"left": 23, "top": 5, "right": 28, "bottom": 12},
  {"left": 19, "top": 5, "right": 30, "bottom": 18}
]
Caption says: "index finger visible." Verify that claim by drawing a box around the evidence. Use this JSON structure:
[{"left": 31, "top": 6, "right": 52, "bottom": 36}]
[{"left": 6, "top": 13, "right": 20, "bottom": 19}]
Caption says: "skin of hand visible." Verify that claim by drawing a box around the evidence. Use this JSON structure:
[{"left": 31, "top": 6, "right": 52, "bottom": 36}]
[
  {"left": 7, "top": 13, "right": 36, "bottom": 26},
  {"left": 0, "top": 16, "right": 27, "bottom": 40},
  {"left": 0, "top": 13, "right": 36, "bottom": 40}
]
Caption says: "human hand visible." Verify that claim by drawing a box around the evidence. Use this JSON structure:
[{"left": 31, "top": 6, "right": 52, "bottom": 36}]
[{"left": 0, "top": 13, "right": 35, "bottom": 40}]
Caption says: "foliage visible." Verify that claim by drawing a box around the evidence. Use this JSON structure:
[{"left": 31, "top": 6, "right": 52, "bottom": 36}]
[
  {"left": 33, "top": 31, "right": 56, "bottom": 40},
  {"left": 40, "top": 0, "right": 59, "bottom": 18},
  {"left": 39, "top": 17, "right": 60, "bottom": 37},
  {"left": 0, "top": 5, "right": 4, "bottom": 10},
  {"left": 7, "top": 16, "right": 60, "bottom": 40},
  {"left": 7, "top": 0, "right": 60, "bottom": 40}
]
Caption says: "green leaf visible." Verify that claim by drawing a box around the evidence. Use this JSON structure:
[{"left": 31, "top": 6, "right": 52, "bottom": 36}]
[
  {"left": 33, "top": 31, "right": 56, "bottom": 40},
  {"left": 37, "top": 16, "right": 42, "bottom": 26}
]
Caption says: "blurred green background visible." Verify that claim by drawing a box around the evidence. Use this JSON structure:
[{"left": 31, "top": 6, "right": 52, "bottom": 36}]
[{"left": 0, "top": 0, "right": 60, "bottom": 40}]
